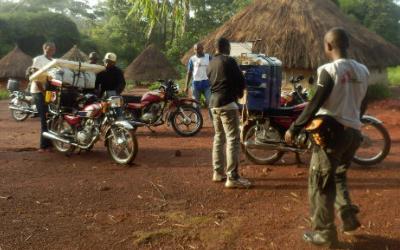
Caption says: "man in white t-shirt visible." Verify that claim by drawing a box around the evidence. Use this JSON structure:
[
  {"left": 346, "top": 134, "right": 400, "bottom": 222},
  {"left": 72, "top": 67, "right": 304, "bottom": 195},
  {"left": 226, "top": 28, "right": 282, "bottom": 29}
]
[
  {"left": 31, "top": 42, "right": 56, "bottom": 152},
  {"left": 185, "top": 43, "right": 212, "bottom": 120},
  {"left": 285, "top": 28, "right": 368, "bottom": 247}
]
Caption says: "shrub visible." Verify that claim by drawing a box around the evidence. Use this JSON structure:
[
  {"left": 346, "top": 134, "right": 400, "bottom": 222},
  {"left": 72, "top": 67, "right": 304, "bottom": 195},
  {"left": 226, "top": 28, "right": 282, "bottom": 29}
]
[
  {"left": 366, "top": 84, "right": 391, "bottom": 101},
  {"left": 0, "top": 90, "right": 9, "bottom": 100},
  {"left": 387, "top": 66, "right": 400, "bottom": 86}
]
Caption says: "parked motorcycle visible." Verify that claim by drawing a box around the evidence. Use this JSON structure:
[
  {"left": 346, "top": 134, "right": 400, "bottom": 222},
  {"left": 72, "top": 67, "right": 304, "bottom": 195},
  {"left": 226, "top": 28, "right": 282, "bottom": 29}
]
[
  {"left": 43, "top": 80, "right": 139, "bottom": 165},
  {"left": 280, "top": 75, "right": 311, "bottom": 107},
  {"left": 242, "top": 76, "right": 391, "bottom": 166},
  {"left": 7, "top": 79, "right": 38, "bottom": 121},
  {"left": 124, "top": 80, "right": 203, "bottom": 137}
]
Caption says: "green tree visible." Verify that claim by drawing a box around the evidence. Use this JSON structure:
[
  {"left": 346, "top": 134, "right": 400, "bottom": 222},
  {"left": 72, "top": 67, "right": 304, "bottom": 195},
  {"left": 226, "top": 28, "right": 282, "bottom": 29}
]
[
  {"left": 339, "top": 0, "right": 400, "bottom": 46},
  {"left": 0, "top": 11, "right": 81, "bottom": 57}
]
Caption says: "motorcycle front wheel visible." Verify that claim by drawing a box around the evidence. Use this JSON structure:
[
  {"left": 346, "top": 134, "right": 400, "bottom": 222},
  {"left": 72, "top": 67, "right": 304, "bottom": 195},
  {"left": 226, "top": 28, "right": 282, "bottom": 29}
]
[
  {"left": 106, "top": 126, "right": 138, "bottom": 165},
  {"left": 10, "top": 100, "right": 30, "bottom": 122},
  {"left": 353, "top": 117, "right": 391, "bottom": 166},
  {"left": 171, "top": 105, "right": 203, "bottom": 137},
  {"left": 242, "top": 123, "right": 284, "bottom": 165}
]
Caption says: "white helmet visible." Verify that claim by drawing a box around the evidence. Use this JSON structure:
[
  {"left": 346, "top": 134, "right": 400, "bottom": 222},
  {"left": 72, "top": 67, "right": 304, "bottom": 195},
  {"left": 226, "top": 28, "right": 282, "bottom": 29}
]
[{"left": 104, "top": 52, "right": 117, "bottom": 62}]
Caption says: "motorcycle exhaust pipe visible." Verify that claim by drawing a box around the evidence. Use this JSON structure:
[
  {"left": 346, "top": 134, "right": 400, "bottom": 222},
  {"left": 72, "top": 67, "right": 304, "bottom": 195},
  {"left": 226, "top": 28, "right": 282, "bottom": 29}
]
[
  {"left": 244, "top": 141, "right": 305, "bottom": 153},
  {"left": 42, "top": 131, "right": 72, "bottom": 145},
  {"left": 9, "top": 105, "right": 36, "bottom": 113}
]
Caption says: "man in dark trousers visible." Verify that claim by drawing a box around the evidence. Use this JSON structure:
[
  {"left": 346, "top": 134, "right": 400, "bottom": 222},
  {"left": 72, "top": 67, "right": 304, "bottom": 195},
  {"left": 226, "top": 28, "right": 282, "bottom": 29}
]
[
  {"left": 207, "top": 37, "right": 251, "bottom": 189},
  {"left": 285, "top": 28, "right": 369, "bottom": 247},
  {"left": 95, "top": 52, "right": 126, "bottom": 97}
]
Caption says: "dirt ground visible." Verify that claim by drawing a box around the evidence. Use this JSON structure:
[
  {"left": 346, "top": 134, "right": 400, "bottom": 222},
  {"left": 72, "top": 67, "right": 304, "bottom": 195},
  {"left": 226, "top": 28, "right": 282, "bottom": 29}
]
[{"left": 0, "top": 94, "right": 399, "bottom": 250}]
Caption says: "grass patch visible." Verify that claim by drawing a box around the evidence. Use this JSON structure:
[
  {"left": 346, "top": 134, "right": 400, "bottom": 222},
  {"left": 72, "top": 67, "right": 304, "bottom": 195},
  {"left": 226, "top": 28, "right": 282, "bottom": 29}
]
[
  {"left": 388, "top": 66, "right": 400, "bottom": 86},
  {"left": 0, "top": 89, "right": 9, "bottom": 100},
  {"left": 131, "top": 210, "right": 243, "bottom": 248},
  {"left": 366, "top": 84, "right": 391, "bottom": 101}
]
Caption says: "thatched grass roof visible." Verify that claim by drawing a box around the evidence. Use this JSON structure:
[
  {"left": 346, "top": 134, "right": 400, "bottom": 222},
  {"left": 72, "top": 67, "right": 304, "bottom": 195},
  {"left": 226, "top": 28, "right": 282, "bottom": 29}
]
[
  {"left": 61, "top": 45, "right": 88, "bottom": 62},
  {"left": 125, "top": 44, "right": 179, "bottom": 82},
  {"left": 182, "top": 0, "right": 400, "bottom": 69},
  {"left": 0, "top": 46, "right": 33, "bottom": 80}
]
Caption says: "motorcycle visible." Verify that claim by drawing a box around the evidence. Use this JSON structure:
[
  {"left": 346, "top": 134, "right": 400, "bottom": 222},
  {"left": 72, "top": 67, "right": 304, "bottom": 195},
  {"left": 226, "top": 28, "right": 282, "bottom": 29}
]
[
  {"left": 43, "top": 80, "right": 139, "bottom": 165},
  {"left": 123, "top": 80, "right": 203, "bottom": 137},
  {"left": 242, "top": 76, "right": 391, "bottom": 166},
  {"left": 7, "top": 79, "right": 38, "bottom": 121},
  {"left": 280, "top": 75, "right": 311, "bottom": 107}
]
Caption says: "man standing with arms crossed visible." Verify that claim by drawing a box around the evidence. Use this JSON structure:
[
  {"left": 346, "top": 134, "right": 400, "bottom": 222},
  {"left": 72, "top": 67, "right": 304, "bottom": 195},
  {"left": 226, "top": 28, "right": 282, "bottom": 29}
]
[
  {"left": 285, "top": 28, "right": 369, "bottom": 247},
  {"left": 207, "top": 37, "right": 251, "bottom": 189}
]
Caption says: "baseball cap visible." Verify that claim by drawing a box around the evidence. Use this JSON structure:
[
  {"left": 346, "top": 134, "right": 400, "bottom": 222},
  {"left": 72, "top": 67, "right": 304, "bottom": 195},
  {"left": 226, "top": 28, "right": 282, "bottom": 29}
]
[{"left": 104, "top": 52, "right": 117, "bottom": 62}]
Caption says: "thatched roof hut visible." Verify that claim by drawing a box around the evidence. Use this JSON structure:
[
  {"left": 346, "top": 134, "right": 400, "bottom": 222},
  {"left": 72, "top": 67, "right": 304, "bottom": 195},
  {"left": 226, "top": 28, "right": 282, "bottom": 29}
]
[
  {"left": 61, "top": 45, "right": 88, "bottom": 62},
  {"left": 125, "top": 44, "right": 179, "bottom": 83},
  {"left": 0, "top": 46, "right": 32, "bottom": 80},
  {"left": 182, "top": 0, "right": 400, "bottom": 83}
]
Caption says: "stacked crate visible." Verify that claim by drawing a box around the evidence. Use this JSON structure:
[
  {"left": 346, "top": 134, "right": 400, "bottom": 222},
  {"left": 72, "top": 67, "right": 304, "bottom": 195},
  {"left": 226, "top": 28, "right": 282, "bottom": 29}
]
[{"left": 240, "top": 55, "right": 282, "bottom": 111}]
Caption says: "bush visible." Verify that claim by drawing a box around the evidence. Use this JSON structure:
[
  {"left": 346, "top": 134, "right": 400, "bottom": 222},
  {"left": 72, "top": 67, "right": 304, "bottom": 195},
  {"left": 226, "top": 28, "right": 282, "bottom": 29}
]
[
  {"left": 0, "top": 89, "right": 9, "bottom": 100},
  {"left": 366, "top": 84, "right": 391, "bottom": 101},
  {"left": 387, "top": 66, "right": 400, "bottom": 86},
  {"left": 147, "top": 82, "right": 161, "bottom": 91}
]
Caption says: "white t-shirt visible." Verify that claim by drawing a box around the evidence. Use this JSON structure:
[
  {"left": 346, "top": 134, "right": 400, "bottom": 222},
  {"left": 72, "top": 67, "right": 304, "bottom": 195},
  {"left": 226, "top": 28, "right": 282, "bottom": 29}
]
[
  {"left": 30, "top": 55, "right": 53, "bottom": 93},
  {"left": 316, "top": 58, "right": 369, "bottom": 130},
  {"left": 188, "top": 54, "right": 211, "bottom": 81}
]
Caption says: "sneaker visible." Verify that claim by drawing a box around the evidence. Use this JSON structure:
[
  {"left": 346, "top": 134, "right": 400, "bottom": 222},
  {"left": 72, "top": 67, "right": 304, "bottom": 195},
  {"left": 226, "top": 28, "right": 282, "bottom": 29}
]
[
  {"left": 303, "top": 231, "right": 338, "bottom": 247},
  {"left": 342, "top": 216, "right": 361, "bottom": 234},
  {"left": 340, "top": 205, "right": 361, "bottom": 234},
  {"left": 212, "top": 172, "right": 226, "bottom": 182},
  {"left": 225, "top": 177, "right": 252, "bottom": 189}
]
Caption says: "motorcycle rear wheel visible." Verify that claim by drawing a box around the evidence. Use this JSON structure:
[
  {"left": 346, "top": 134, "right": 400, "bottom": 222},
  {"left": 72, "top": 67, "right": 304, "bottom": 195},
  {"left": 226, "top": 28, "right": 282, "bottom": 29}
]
[
  {"left": 106, "top": 126, "right": 138, "bottom": 165},
  {"left": 353, "top": 117, "right": 391, "bottom": 166},
  {"left": 10, "top": 100, "right": 30, "bottom": 122},
  {"left": 50, "top": 118, "right": 76, "bottom": 154},
  {"left": 171, "top": 105, "right": 203, "bottom": 137},
  {"left": 242, "top": 123, "right": 284, "bottom": 165}
]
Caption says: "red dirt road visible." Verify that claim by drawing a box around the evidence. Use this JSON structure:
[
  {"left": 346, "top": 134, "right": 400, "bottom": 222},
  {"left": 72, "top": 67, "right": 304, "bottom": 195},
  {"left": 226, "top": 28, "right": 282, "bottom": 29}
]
[{"left": 0, "top": 98, "right": 399, "bottom": 250}]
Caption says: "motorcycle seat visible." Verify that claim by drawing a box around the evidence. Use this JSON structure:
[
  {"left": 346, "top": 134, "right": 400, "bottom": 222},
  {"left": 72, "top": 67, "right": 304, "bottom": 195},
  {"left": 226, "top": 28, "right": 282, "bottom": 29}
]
[
  {"left": 264, "top": 103, "right": 307, "bottom": 116},
  {"left": 122, "top": 95, "right": 142, "bottom": 104},
  {"left": 127, "top": 103, "right": 145, "bottom": 109}
]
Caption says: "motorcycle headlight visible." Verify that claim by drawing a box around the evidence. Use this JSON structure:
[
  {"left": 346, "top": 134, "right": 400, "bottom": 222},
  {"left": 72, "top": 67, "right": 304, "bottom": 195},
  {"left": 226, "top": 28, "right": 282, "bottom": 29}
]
[{"left": 108, "top": 96, "right": 124, "bottom": 108}]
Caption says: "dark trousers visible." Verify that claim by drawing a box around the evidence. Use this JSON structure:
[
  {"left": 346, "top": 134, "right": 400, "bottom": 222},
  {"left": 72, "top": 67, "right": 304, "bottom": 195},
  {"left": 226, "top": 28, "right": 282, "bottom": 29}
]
[
  {"left": 32, "top": 93, "right": 51, "bottom": 149},
  {"left": 308, "top": 127, "right": 362, "bottom": 238}
]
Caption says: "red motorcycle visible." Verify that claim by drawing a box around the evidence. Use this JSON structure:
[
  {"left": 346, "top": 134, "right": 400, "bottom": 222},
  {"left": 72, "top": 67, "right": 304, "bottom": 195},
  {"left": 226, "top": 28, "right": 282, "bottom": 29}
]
[
  {"left": 43, "top": 80, "right": 139, "bottom": 165},
  {"left": 123, "top": 80, "right": 203, "bottom": 137},
  {"left": 241, "top": 100, "right": 310, "bottom": 165},
  {"left": 242, "top": 75, "right": 391, "bottom": 166}
]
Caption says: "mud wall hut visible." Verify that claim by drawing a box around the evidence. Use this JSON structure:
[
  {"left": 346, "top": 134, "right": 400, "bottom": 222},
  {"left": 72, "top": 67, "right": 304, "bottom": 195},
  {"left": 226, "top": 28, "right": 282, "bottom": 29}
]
[
  {"left": 0, "top": 46, "right": 32, "bottom": 88},
  {"left": 124, "top": 44, "right": 179, "bottom": 84},
  {"left": 182, "top": 0, "right": 400, "bottom": 86}
]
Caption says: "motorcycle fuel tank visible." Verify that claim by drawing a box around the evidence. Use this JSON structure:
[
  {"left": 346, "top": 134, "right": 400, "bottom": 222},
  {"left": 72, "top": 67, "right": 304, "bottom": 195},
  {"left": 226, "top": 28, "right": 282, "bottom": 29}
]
[
  {"left": 141, "top": 92, "right": 162, "bottom": 104},
  {"left": 79, "top": 103, "right": 103, "bottom": 118}
]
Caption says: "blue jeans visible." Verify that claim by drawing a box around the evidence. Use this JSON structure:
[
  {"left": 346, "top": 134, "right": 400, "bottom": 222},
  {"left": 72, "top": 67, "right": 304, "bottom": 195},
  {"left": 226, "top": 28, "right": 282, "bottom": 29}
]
[
  {"left": 192, "top": 80, "right": 212, "bottom": 120},
  {"left": 32, "top": 93, "right": 51, "bottom": 149},
  {"left": 192, "top": 80, "right": 211, "bottom": 107}
]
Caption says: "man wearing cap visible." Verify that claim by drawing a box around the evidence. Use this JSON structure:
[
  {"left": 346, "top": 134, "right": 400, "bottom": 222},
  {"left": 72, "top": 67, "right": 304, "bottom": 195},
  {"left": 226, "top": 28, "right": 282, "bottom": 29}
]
[{"left": 95, "top": 52, "right": 126, "bottom": 97}]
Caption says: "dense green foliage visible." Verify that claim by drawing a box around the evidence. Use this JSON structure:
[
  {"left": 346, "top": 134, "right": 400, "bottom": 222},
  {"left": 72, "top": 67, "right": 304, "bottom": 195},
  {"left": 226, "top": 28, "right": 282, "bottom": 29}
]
[
  {"left": 0, "top": 0, "right": 399, "bottom": 74},
  {"left": 338, "top": 0, "right": 400, "bottom": 47}
]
